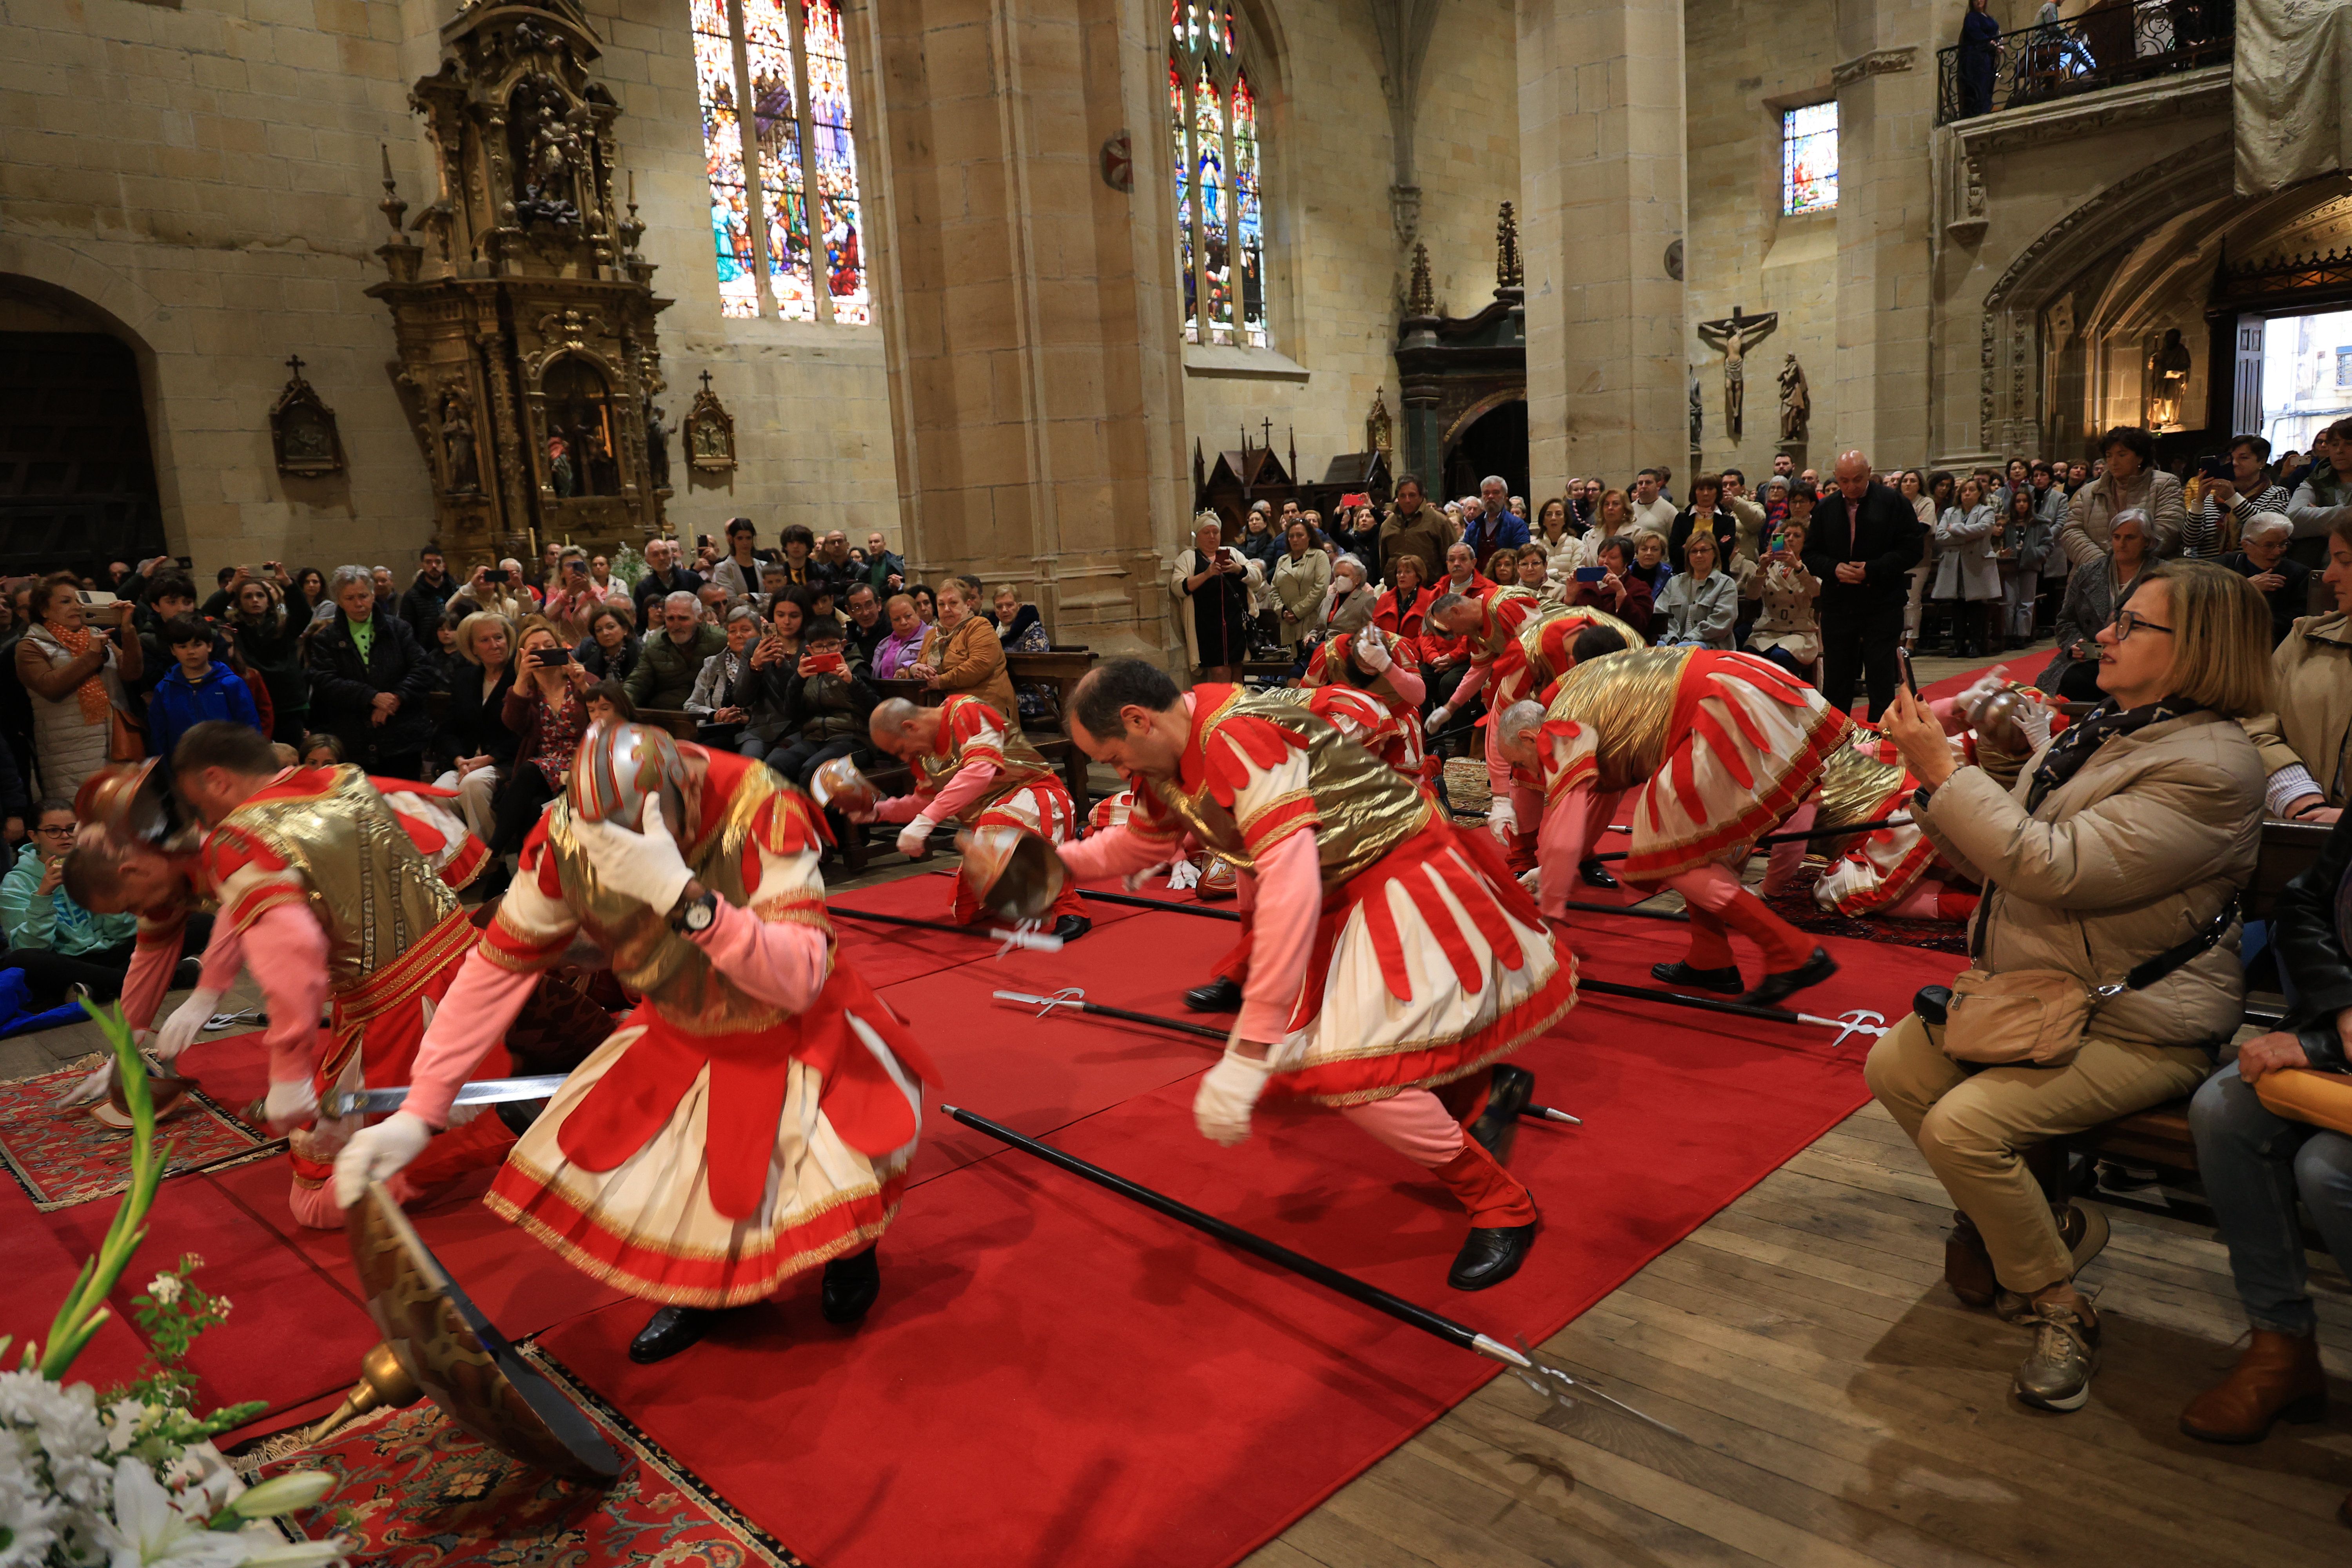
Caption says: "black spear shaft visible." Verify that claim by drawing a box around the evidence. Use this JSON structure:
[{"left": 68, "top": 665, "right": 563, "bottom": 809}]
[
  {"left": 1078, "top": 889, "right": 1244, "bottom": 921},
  {"left": 1558, "top": 899, "right": 1688, "bottom": 924},
  {"left": 1586, "top": 815, "right": 1909, "bottom": 864},
  {"left": 944, "top": 1104, "right": 1488, "bottom": 1349},
  {"left": 1575, "top": 974, "right": 1815, "bottom": 1029}
]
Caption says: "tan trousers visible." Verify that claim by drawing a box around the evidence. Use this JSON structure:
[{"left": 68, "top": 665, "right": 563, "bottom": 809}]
[{"left": 1864, "top": 1014, "right": 2210, "bottom": 1293}]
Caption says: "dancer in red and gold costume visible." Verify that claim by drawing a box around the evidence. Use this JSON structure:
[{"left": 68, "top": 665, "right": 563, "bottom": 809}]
[
  {"left": 861, "top": 694, "right": 1091, "bottom": 939},
  {"left": 1468, "top": 606, "right": 1646, "bottom": 874},
  {"left": 149, "top": 723, "right": 520, "bottom": 1227},
  {"left": 1289, "top": 625, "right": 1429, "bottom": 781},
  {"left": 1058, "top": 659, "right": 1577, "bottom": 1291},
  {"left": 1493, "top": 647, "right": 1850, "bottom": 1003},
  {"left": 336, "top": 723, "right": 936, "bottom": 1365},
  {"left": 1420, "top": 582, "right": 1542, "bottom": 739}
]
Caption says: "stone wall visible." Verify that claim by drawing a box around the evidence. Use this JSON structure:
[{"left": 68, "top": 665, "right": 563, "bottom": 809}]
[
  {"left": 0, "top": 0, "right": 902, "bottom": 587},
  {"left": 1178, "top": 0, "right": 1521, "bottom": 501},
  {"left": 1682, "top": 0, "right": 1840, "bottom": 482}
]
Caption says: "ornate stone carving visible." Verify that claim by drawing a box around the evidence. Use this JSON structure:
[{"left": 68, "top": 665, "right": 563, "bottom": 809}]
[
  {"left": 1406, "top": 242, "right": 1435, "bottom": 318},
  {"left": 1099, "top": 131, "right": 1133, "bottom": 194},
  {"left": 686, "top": 372, "right": 736, "bottom": 475},
  {"left": 1495, "top": 201, "right": 1522, "bottom": 289},
  {"left": 1365, "top": 388, "right": 1393, "bottom": 458},
  {"left": 1831, "top": 47, "right": 1916, "bottom": 89},
  {"left": 1947, "top": 151, "right": 1988, "bottom": 245},
  {"left": 1390, "top": 185, "right": 1421, "bottom": 249},
  {"left": 368, "top": 0, "right": 669, "bottom": 559},
  {"left": 269, "top": 355, "right": 345, "bottom": 477}
]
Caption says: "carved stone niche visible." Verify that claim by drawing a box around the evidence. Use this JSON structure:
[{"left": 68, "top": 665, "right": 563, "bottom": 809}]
[
  {"left": 269, "top": 355, "right": 345, "bottom": 477},
  {"left": 367, "top": 0, "right": 671, "bottom": 565}
]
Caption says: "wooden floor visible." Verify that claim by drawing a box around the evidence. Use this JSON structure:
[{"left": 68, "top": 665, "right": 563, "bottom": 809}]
[{"left": 1250, "top": 1099, "right": 2352, "bottom": 1568}]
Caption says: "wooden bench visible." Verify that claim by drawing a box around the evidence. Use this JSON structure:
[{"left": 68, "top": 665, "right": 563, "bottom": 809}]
[{"left": 2034, "top": 817, "right": 2331, "bottom": 1214}]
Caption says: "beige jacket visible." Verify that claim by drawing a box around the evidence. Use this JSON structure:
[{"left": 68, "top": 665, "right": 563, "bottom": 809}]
[
  {"left": 1917, "top": 709, "right": 2263, "bottom": 1048},
  {"left": 2057, "top": 467, "right": 2187, "bottom": 566},
  {"left": 2244, "top": 611, "right": 2352, "bottom": 809}
]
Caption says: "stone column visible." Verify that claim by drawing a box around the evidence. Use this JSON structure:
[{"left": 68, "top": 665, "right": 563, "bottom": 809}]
[
  {"left": 1831, "top": 4, "right": 1938, "bottom": 466},
  {"left": 862, "top": 0, "right": 1188, "bottom": 661},
  {"left": 1516, "top": 0, "right": 1687, "bottom": 496}
]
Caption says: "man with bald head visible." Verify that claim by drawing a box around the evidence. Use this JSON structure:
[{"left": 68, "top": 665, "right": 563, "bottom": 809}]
[{"left": 1800, "top": 450, "right": 1924, "bottom": 720}]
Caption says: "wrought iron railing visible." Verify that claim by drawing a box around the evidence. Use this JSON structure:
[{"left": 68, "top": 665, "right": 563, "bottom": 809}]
[{"left": 1936, "top": 0, "right": 2233, "bottom": 125}]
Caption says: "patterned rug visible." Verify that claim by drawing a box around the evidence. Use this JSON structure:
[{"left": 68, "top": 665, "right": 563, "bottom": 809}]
[
  {"left": 1765, "top": 878, "right": 1971, "bottom": 956},
  {"left": 246, "top": 1343, "right": 803, "bottom": 1567},
  {"left": 0, "top": 1058, "right": 278, "bottom": 1211}
]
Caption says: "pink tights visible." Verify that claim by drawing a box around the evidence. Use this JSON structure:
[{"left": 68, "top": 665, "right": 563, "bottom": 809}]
[{"left": 1338, "top": 1088, "right": 1466, "bottom": 1169}]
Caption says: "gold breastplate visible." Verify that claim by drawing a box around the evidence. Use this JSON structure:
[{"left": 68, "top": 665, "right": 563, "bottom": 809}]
[
  {"left": 221, "top": 766, "right": 458, "bottom": 993},
  {"left": 1543, "top": 646, "right": 1693, "bottom": 793},
  {"left": 1816, "top": 741, "right": 1907, "bottom": 828},
  {"left": 544, "top": 767, "right": 806, "bottom": 1034},
  {"left": 916, "top": 721, "right": 1060, "bottom": 822},
  {"left": 1518, "top": 603, "right": 1643, "bottom": 692},
  {"left": 1142, "top": 691, "right": 1430, "bottom": 889}
]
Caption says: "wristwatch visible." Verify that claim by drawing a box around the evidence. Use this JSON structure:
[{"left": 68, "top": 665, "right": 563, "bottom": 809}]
[{"left": 669, "top": 887, "right": 718, "bottom": 935}]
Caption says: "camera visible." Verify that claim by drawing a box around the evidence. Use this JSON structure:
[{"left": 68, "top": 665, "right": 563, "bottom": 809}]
[{"left": 485, "top": 568, "right": 510, "bottom": 584}]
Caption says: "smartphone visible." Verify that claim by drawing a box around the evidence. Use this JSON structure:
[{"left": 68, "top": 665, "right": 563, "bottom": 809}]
[
  {"left": 535, "top": 646, "right": 573, "bottom": 666},
  {"left": 1897, "top": 646, "right": 1921, "bottom": 698},
  {"left": 1767, "top": 531, "right": 1785, "bottom": 554},
  {"left": 1573, "top": 566, "right": 1606, "bottom": 583},
  {"left": 815, "top": 651, "right": 847, "bottom": 673},
  {"left": 2197, "top": 452, "right": 2229, "bottom": 481},
  {"left": 485, "top": 568, "right": 510, "bottom": 584}
]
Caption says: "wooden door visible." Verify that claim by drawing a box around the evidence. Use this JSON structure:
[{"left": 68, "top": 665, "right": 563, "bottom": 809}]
[{"left": 0, "top": 332, "right": 165, "bottom": 577}]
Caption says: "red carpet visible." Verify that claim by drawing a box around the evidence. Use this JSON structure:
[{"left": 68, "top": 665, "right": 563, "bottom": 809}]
[
  {"left": 0, "top": 865, "right": 1964, "bottom": 1568},
  {"left": 536, "top": 921, "right": 1964, "bottom": 1568}
]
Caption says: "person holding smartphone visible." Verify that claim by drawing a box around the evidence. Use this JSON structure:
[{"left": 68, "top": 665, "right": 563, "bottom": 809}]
[
  {"left": 16, "top": 573, "right": 142, "bottom": 800},
  {"left": 491, "top": 617, "right": 595, "bottom": 858}
]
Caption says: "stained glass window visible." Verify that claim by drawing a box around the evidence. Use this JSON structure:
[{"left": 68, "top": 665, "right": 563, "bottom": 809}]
[
  {"left": 804, "top": 0, "right": 869, "bottom": 325},
  {"left": 685, "top": 0, "right": 869, "bottom": 324},
  {"left": 1170, "top": 4, "right": 1269, "bottom": 349},
  {"left": 691, "top": 0, "right": 757, "bottom": 320},
  {"left": 1781, "top": 101, "right": 1838, "bottom": 216}
]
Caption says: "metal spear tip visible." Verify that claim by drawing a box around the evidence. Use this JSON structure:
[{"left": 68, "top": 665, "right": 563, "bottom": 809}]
[{"left": 1511, "top": 1337, "right": 1692, "bottom": 1443}]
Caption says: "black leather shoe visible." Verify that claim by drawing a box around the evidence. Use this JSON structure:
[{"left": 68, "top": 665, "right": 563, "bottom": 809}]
[
  {"left": 628, "top": 1304, "right": 722, "bottom": 1363},
  {"left": 1650, "top": 960, "right": 1744, "bottom": 995},
  {"left": 1467, "top": 1065, "right": 1535, "bottom": 1159},
  {"left": 1052, "top": 915, "right": 1092, "bottom": 944},
  {"left": 1183, "top": 976, "right": 1243, "bottom": 1013},
  {"left": 1746, "top": 947, "right": 1838, "bottom": 1008},
  {"left": 821, "top": 1245, "right": 882, "bottom": 1325},
  {"left": 1448, "top": 1223, "right": 1535, "bottom": 1291},
  {"left": 1579, "top": 860, "right": 1619, "bottom": 889}
]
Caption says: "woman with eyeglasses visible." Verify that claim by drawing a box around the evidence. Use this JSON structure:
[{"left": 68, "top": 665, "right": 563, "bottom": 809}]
[
  {"left": 1872, "top": 561, "right": 2271, "bottom": 1417},
  {"left": 0, "top": 799, "right": 145, "bottom": 1007},
  {"left": 2040, "top": 508, "right": 2154, "bottom": 701}
]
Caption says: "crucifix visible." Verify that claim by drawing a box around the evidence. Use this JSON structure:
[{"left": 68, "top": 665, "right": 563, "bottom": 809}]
[
  {"left": 699, "top": 370, "right": 715, "bottom": 395},
  {"left": 1695, "top": 305, "right": 1779, "bottom": 443},
  {"left": 285, "top": 354, "right": 307, "bottom": 382}
]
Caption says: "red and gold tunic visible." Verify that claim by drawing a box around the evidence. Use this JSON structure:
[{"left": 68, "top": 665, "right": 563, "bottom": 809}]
[
  {"left": 1090, "top": 686, "right": 1576, "bottom": 1106},
  {"left": 891, "top": 693, "right": 1085, "bottom": 924},
  {"left": 457, "top": 748, "right": 937, "bottom": 1306},
  {"left": 1534, "top": 648, "right": 1850, "bottom": 884},
  {"left": 202, "top": 766, "right": 507, "bottom": 1196}
]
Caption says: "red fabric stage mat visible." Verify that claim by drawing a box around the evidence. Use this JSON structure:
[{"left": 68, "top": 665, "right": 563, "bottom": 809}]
[{"left": 539, "top": 924, "right": 1965, "bottom": 1568}]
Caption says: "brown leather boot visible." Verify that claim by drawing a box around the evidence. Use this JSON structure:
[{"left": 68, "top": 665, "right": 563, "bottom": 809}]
[
  {"left": 2179, "top": 1329, "right": 2327, "bottom": 1444},
  {"left": 1945, "top": 1212, "right": 1996, "bottom": 1307}
]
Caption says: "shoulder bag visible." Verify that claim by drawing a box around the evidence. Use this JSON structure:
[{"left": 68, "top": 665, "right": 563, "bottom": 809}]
[{"left": 1915, "top": 889, "right": 2238, "bottom": 1068}]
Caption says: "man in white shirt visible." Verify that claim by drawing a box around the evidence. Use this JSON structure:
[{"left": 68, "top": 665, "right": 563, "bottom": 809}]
[{"left": 1628, "top": 468, "right": 1677, "bottom": 542}]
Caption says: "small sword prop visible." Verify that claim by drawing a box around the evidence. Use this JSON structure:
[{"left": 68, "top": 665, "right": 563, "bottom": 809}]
[
  {"left": 1573, "top": 976, "right": 1888, "bottom": 1050},
  {"left": 828, "top": 904, "right": 1065, "bottom": 953},
  {"left": 994, "top": 989, "right": 1582, "bottom": 1125},
  {"left": 943, "top": 1104, "right": 1679, "bottom": 1438},
  {"left": 324, "top": 1073, "right": 568, "bottom": 1120}
]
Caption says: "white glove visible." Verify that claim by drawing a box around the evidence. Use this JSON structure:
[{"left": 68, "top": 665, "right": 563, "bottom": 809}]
[
  {"left": 54, "top": 1058, "right": 117, "bottom": 1109},
  {"left": 897, "top": 816, "right": 936, "bottom": 859},
  {"left": 1427, "top": 705, "right": 1453, "bottom": 732},
  {"left": 332, "top": 1111, "right": 434, "bottom": 1209},
  {"left": 1192, "top": 1049, "right": 1275, "bottom": 1147},
  {"left": 152, "top": 988, "right": 224, "bottom": 1064},
  {"left": 1357, "top": 627, "right": 1392, "bottom": 673},
  {"left": 264, "top": 1076, "right": 319, "bottom": 1131},
  {"left": 2016, "top": 697, "right": 2053, "bottom": 751},
  {"left": 572, "top": 794, "right": 695, "bottom": 911},
  {"left": 1486, "top": 796, "right": 1516, "bottom": 840}
]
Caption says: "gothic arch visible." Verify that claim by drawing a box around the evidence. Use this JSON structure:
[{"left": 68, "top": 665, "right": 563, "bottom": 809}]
[
  {"left": 1975, "top": 134, "right": 2232, "bottom": 451},
  {"left": 0, "top": 236, "right": 189, "bottom": 546}
]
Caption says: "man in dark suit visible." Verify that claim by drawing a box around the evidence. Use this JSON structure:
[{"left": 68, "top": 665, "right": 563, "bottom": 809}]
[
  {"left": 1800, "top": 450, "right": 1925, "bottom": 720},
  {"left": 305, "top": 565, "right": 438, "bottom": 779}
]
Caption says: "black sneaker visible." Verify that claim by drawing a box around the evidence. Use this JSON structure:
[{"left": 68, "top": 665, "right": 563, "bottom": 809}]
[{"left": 1650, "top": 960, "right": 1743, "bottom": 995}]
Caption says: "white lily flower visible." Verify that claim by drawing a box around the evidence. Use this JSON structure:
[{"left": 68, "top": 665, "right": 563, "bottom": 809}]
[
  {"left": 94, "top": 1458, "right": 250, "bottom": 1568},
  {"left": 232, "top": 1526, "right": 349, "bottom": 1567},
  {"left": 227, "top": 1472, "right": 330, "bottom": 1520}
]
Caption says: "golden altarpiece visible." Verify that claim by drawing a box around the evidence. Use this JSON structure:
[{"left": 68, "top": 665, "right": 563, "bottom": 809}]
[{"left": 368, "top": 0, "right": 672, "bottom": 563}]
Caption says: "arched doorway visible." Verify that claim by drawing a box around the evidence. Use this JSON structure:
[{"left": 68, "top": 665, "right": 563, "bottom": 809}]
[
  {"left": 0, "top": 278, "right": 165, "bottom": 578},
  {"left": 1442, "top": 396, "right": 1528, "bottom": 508}
]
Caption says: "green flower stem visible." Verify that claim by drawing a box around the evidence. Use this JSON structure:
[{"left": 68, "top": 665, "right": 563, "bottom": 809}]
[{"left": 40, "top": 1001, "right": 176, "bottom": 1379}]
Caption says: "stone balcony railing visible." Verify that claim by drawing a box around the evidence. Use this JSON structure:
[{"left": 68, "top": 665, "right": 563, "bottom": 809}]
[{"left": 1936, "top": 0, "right": 2234, "bottom": 125}]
